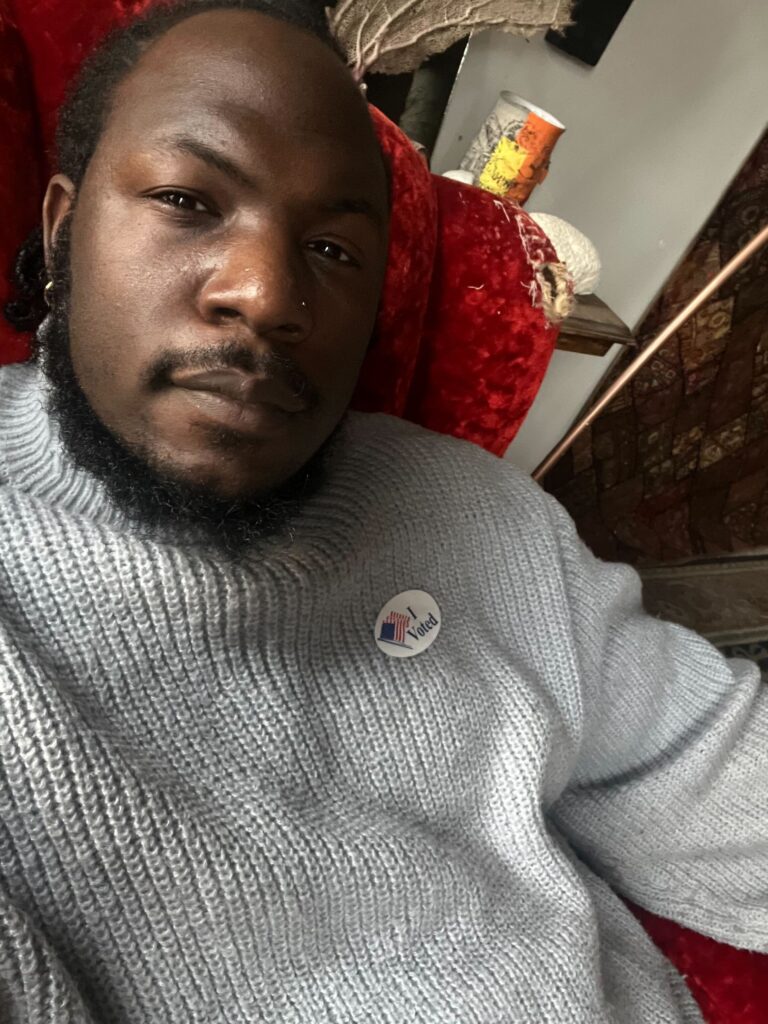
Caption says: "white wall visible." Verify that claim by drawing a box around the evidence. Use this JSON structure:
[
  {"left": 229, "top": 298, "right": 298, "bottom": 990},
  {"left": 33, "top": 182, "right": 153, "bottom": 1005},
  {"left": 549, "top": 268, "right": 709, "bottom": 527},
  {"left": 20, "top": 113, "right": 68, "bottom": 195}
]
[{"left": 432, "top": 0, "right": 768, "bottom": 472}]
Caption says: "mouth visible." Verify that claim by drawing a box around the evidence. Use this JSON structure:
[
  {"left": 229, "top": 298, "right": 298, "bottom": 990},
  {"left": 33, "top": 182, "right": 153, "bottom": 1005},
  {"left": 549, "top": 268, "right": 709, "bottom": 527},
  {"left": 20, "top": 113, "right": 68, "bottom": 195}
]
[
  {"left": 170, "top": 370, "right": 309, "bottom": 438},
  {"left": 171, "top": 369, "right": 309, "bottom": 413}
]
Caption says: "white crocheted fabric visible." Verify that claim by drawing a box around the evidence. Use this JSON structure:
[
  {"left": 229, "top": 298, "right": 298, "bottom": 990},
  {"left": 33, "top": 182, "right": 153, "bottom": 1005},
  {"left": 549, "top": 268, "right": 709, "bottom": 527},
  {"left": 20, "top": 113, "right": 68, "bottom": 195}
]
[{"left": 530, "top": 212, "right": 601, "bottom": 294}]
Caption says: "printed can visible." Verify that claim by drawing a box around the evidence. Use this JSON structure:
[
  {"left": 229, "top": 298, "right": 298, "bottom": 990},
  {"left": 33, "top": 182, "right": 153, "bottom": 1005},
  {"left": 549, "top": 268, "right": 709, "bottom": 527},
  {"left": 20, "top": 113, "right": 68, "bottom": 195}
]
[{"left": 460, "top": 92, "right": 565, "bottom": 205}]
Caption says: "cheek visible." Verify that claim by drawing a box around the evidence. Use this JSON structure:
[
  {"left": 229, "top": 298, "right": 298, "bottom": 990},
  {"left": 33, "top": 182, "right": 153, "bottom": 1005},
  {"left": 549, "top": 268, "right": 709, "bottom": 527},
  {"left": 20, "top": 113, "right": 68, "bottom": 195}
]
[
  {"left": 307, "top": 286, "right": 379, "bottom": 395},
  {"left": 66, "top": 200, "right": 188, "bottom": 394}
]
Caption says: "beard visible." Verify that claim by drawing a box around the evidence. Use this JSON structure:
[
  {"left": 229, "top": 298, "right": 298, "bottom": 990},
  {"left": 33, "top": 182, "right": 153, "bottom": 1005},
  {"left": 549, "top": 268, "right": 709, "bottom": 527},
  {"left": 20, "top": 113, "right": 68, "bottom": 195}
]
[{"left": 34, "top": 219, "right": 340, "bottom": 557}]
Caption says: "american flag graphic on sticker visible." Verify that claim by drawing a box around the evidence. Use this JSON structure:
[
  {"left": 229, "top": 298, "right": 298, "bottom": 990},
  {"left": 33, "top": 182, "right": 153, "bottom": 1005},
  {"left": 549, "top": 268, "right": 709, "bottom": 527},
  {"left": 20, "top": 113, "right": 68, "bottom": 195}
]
[
  {"left": 379, "top": 611, "right": 412, "bottom": 648},
  {"left": 374, "top": 590, "right": 442, "bottom": 659}
]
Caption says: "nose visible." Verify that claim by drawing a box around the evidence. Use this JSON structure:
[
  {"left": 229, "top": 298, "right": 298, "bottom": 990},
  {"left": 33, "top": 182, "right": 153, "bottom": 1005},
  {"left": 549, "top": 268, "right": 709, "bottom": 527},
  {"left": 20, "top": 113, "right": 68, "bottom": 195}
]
[{"left": 196, "top": 225, "right": 312, "bottom": 342}]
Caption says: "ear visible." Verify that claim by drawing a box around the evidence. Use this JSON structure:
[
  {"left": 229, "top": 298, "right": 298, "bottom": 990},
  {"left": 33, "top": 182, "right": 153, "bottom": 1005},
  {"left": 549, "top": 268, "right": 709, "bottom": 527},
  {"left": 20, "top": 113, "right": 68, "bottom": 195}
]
[{"left": 42, "top": 175, "right": 77, "bottom": 274}]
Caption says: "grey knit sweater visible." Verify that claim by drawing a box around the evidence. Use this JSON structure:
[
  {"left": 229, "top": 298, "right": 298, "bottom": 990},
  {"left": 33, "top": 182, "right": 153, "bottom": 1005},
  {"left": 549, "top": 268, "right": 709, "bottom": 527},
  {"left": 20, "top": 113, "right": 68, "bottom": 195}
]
[{"left": 1, "top": 362, "right": 765, "bottom": 1024}]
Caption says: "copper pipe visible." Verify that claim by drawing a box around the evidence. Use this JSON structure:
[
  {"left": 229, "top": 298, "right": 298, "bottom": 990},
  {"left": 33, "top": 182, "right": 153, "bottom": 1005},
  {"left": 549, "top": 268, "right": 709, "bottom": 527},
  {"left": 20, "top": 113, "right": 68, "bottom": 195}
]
[{"left": 532, "top": 221, "right": 768, "bottom": 482}]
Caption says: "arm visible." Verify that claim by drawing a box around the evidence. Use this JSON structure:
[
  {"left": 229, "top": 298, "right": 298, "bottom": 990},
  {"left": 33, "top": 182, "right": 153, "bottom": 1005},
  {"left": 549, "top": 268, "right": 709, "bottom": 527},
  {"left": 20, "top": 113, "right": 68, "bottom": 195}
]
[{"left": 543, "top": 493, "right": 768, "bottom": 952}]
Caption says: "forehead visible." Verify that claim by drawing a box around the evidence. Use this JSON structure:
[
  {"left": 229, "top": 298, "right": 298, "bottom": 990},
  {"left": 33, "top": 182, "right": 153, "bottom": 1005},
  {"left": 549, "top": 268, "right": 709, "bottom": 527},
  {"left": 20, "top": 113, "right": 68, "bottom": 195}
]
[{"left": 94, "top": 9, "right": 386, "bottom": 195}]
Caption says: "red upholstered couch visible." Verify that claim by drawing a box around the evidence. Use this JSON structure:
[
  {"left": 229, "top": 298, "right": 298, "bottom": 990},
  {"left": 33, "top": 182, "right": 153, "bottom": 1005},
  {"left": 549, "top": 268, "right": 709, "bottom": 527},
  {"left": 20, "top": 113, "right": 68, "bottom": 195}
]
[{"left": 1, "top": 2, "right": 767, "bottom": 1020}]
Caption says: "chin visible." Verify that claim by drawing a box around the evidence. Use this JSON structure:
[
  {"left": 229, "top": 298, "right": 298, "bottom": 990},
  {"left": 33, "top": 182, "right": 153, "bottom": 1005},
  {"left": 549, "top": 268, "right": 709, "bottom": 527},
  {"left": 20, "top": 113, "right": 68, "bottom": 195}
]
[{"left": 147, "top": 433, "right": 304, "bottom": 504}]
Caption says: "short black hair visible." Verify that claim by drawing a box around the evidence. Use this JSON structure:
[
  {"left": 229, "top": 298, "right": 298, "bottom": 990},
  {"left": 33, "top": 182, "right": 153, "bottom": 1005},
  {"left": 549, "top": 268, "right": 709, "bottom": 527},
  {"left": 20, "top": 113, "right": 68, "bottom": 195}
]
[{"left": 5, "top": 0, "right": 344, "bottom": 334}]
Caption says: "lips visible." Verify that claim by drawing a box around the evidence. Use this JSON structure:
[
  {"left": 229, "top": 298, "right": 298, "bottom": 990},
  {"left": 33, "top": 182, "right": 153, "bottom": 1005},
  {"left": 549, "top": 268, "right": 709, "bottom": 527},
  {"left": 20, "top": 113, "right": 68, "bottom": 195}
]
[{"left": 171, "top": 370, "right": 308, "bottom": 414}]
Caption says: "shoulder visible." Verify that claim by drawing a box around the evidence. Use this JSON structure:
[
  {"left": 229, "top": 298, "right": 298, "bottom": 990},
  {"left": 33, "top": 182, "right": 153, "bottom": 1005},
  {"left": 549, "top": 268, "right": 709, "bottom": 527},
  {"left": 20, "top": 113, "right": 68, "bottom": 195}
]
[
  {"left": 343, "top": 411, "right": 539, "bottom": 491},
  {"left": 340, "top": 412, "right": 560, "bottom": 539}
]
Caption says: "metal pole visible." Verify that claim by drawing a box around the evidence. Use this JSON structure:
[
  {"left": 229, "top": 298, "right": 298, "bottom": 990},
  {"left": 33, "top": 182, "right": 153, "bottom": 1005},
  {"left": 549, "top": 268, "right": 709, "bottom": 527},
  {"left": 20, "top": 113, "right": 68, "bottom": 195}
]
[{"left": 532, "top": 221, "right": 768, "bottom": 483}]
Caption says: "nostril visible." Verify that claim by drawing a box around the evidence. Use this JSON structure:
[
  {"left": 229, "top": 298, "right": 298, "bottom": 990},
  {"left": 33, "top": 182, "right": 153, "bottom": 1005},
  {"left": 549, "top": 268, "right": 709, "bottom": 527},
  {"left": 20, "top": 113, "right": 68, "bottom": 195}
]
[{"left": 214, "top": 306, "right": 240, "bottom": 320}]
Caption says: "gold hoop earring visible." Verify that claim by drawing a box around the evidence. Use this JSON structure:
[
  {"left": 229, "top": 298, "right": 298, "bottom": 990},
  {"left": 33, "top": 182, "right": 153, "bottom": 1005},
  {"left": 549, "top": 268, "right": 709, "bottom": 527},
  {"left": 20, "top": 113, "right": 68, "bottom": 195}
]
[{"left": 43, "top": 280, "right": 54, "bottom": 308}]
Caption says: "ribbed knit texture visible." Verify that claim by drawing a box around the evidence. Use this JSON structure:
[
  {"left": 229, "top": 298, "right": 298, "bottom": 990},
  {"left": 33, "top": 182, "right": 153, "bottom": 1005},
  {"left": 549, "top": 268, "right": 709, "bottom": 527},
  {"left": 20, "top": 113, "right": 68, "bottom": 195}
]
[{"left": 0, "top": 362, "right": 765, "bottom": 1024}]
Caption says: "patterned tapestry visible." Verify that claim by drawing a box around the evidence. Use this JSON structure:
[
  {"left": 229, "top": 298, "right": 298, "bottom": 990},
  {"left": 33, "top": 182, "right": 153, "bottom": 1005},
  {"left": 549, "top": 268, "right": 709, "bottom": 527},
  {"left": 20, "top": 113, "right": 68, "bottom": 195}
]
[{"left": 544, "top": 129, "right": 768, "bottom": 567}]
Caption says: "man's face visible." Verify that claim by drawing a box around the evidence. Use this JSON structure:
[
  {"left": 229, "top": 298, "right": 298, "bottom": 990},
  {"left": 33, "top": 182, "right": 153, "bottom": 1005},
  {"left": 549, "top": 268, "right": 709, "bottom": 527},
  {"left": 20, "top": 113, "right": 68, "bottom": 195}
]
[{"left": 42, "top": 9, "right": 389, "bottom": 519}]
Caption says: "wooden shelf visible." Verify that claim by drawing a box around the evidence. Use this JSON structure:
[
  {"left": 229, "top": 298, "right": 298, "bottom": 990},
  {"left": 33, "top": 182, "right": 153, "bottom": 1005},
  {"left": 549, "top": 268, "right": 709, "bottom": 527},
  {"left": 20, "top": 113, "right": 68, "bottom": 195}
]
[{"left": 556, "top": 293, "right": 635, "bottom": 356}]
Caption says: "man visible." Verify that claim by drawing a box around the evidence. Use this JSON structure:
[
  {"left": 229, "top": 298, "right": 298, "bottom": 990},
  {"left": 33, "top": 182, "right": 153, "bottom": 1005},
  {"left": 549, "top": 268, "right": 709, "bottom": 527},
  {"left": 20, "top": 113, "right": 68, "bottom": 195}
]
[{"left": 0, "top": 2, "right": 765, "bottom": 1022}]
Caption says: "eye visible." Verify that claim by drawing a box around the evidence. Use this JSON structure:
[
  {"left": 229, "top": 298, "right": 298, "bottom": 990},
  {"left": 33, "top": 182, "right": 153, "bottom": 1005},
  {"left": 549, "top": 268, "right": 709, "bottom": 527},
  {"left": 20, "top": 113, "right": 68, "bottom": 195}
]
[
  {"left": 307, "top": 239, "right": 357, "bottom": 265},
  {"left": 152, "top": 190, "right": 212, "bottom": 214}
]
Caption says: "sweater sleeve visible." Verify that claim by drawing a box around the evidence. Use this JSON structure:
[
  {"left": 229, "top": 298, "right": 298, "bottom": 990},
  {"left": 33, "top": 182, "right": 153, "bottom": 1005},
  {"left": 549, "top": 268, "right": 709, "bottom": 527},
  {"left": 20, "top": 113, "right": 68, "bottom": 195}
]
[
  {"left": 0, "top": 887, "right": 97, "bottom": 1023},
  {"left": 543, "top": 491, "right": 768, "bottom": 953}
]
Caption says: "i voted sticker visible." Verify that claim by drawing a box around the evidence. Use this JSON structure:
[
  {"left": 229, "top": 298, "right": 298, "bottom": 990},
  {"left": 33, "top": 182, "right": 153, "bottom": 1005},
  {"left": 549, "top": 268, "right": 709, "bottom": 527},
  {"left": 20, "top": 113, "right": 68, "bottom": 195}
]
[{"left": 374, "top": 589, "right": 441, "bottom": 658}]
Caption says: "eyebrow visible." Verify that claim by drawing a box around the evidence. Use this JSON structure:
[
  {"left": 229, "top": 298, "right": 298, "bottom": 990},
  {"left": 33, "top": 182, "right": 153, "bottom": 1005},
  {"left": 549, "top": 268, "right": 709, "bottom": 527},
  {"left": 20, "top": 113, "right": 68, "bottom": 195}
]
[
  {"left": 160, "top": 133, "right": 385, "bottom": 229},
  {"left": 322, "top": 196, "right": 383, "bottom": 226},
  {"left": 165, "top": 134, "right": 254, "bottom": 188}
]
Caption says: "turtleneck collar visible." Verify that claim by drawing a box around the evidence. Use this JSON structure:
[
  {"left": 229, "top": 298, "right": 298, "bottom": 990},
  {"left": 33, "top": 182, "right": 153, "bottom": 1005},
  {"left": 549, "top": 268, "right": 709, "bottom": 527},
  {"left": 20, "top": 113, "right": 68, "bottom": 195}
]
[{"left": 0, "top": 361, "right": 125, "bottom": 527}]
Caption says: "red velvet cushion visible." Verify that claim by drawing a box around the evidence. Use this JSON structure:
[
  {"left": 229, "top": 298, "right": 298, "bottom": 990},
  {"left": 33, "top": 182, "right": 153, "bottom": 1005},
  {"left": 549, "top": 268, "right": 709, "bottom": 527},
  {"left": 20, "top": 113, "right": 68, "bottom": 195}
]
[
  {"left": 350, "top": 107, "right": 437, "bottom": 423},
  {"left": 629, "top": 902, "right": 768, "bottom": 1024},
  {"left": 0, "top": 2, "right": 43, "bottom": 364},
  {"left": 415, "top": 174, "right": 561, "bottom": 454},
  {"left": 354, "top": 106, "right": 562, "bottom": 454},
  {"left": 8, "top": 0, "right": 150, "bottom": 150}
]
